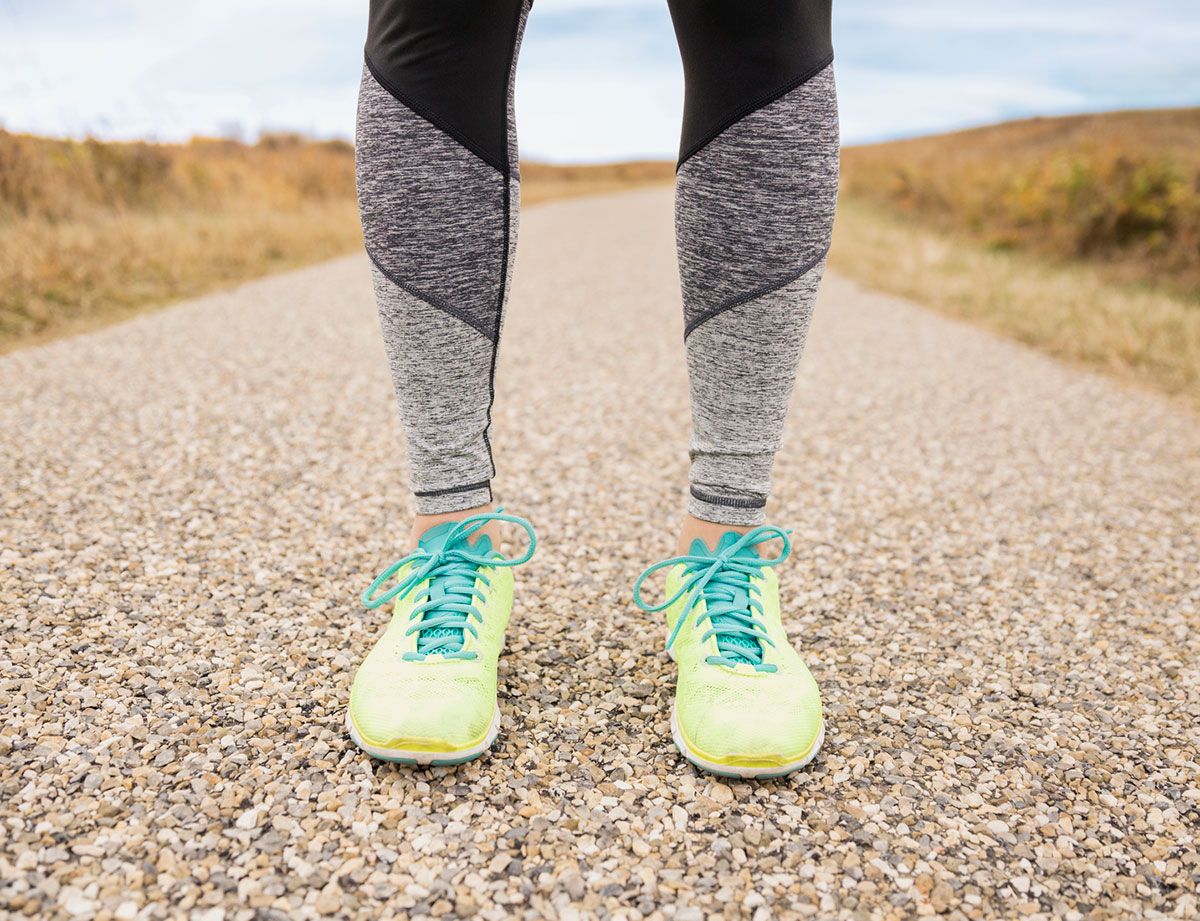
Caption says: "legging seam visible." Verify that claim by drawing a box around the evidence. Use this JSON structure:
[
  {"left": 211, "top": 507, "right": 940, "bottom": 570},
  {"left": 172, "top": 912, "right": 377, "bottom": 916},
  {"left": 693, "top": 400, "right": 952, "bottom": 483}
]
[
  {"left": 480, "top": 0, "right": 527, "bottom": 482},
  {"left": 364, "top": 53, "right": 507, "bottom": 175},
  {"left": 690, "top": 486, "right": 767, "bottom": 510},
  {"left": 366, "top": 248, "right": 496, "bottom": 342},
  {"left": 414, "top": 480, "right": 493, "bottom": 498},
  {"left": 677, "top": 53, "right": 834, "bottom": 169},
  {"left": 683, "top": 243, "right": 829, "bottom": 338}
]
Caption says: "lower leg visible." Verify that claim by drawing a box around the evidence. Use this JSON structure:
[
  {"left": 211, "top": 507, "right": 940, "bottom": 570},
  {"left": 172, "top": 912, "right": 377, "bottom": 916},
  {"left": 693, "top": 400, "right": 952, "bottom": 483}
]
[
  {"left": 408, "top": 504, "right": 497, "bottom": 551},
  {"left": 670, "top": 2, "right": 838, "bottom": 533},
  {"left": 677, "top": 516, "right": 750, "bottom": 554},
  {"left": 356, "top": 0, "right": 529, "bottom": 535},
  {"left": 642, "top": 1, "right": 836, "bottom": 779}
]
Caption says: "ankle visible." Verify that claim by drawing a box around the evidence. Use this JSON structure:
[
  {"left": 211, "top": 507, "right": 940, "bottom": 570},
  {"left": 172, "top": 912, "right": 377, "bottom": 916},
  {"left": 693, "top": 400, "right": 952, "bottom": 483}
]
[
  {"left": 677, "top": 514, "right": 753, "bottom": 554},
  {"left": 409, "top": 504, "right": 497, "bottom": 550}
]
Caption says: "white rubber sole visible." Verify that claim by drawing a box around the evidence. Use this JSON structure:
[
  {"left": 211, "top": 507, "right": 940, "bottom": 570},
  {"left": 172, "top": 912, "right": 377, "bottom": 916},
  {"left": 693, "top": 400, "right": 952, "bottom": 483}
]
[
  {"left": 670, "top": 707, "right": 825, "bottom": 779},
  {"left": 345, "top": 705, "right": 501, "bottom": 766}
]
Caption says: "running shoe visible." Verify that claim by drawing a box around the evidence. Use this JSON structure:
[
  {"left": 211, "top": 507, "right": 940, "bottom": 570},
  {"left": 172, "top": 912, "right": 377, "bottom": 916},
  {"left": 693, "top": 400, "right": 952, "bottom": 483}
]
[
  {"left": 634, "top": 525, "right": 823, "bottom": 778},
  {"left": 347, "top": 510, "right": 536, "bottom": 765}
]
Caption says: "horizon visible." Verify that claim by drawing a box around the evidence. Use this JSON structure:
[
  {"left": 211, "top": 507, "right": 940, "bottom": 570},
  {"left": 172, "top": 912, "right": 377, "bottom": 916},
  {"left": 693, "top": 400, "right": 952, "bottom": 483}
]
[
  {"left": 6, "top": 104, "right": 1197, "bottom": 160},
  {"left": 1, "top": 0, "right": 1197, "bottom": 162}
]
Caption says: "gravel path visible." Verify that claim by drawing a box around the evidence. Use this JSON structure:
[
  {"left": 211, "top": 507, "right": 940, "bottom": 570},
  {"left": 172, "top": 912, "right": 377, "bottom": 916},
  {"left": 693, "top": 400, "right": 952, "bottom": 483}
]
[{"left": 2, "top": 188, "right": 1197, "bottom": 921}]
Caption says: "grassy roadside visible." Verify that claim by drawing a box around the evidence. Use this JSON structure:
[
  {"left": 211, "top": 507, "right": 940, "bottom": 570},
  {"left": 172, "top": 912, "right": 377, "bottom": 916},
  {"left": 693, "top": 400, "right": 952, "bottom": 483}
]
[
  {"left": 3, "top": 120, "right": 1196, "bottom": 409},
  {"left": 0, "top": 131, "right": 360, "bottom": 351},
  {"left": 2, "top": 203, "right": 362, "bottom": 352},
  {"left": 829, "top": 199, "right": 1200, "bottom": 407},
  {"left": 521, "top": 160, "right": 673, "bottom": 206},
  {"left": 0, "top": 130, "right": 671, "bottom": 354},
  {"left": 835, "top": 108, "right": 1199, "bottom": 408},
  {"left": 841, "top": 108, "right": 1200, "bottom": 301}
]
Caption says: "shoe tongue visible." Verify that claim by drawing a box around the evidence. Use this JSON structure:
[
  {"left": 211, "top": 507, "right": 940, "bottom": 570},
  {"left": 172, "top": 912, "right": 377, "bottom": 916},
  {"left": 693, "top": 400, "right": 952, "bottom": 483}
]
[
  {"left": 688, "top": 532, "right": 762, "bottom": 665},
  {"left": 413, "top": 522, "right": 493, "bottom": 654},
  {"left": 418, "top": 521, "right": 492, "bottom": 555},
  {"left": 689, "top": 531, "right": 761, "bottom": 560}
]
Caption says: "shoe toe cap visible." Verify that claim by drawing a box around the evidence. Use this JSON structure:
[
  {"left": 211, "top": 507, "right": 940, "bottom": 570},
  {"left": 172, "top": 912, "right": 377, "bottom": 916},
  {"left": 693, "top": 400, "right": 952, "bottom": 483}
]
[
  {"left": 679, "top": 680, "right": 823, "bottom": 766},
  {"left": 349, "top": 669, "right": 494, "bottom": 752}
]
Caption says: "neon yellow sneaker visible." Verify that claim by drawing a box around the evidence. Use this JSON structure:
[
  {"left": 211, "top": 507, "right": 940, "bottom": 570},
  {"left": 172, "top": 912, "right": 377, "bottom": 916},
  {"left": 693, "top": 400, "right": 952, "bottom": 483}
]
[
  {"left": 634, "top": 526, "right": 823, "bottom": 778},
  {"left": 347, "top": 511, "right": 535, "bottom": 765}
]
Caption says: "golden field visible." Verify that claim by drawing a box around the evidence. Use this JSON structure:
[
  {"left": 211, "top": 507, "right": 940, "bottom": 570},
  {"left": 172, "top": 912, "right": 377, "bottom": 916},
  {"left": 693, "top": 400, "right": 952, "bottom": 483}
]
[
  {"left": 840, "top": 108, "right": 1200, "bottom": 300},
  {"left": 0, "top": 132, "right": 360, "bottom": 349},
  {"left": 521, "top": 160, "right": 673, "bottom": 205},
  {"left": 829, "top": 200, "right": 1199, "bottom": 404},
  {"left": 0, "top": 130, "right": 671, "bottom": 352},
  {"left": 1, "top": 113, "right": 1196, "bottom": 405},
  {"left": 834, "top": 108, "right": 1199, "bottom": 405}
]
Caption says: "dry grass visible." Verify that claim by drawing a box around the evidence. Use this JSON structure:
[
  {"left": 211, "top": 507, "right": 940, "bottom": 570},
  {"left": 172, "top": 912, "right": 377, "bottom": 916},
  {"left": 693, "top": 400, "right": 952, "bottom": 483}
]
[
  {"left": 836, "top": 108, "right": 1200, "bottom": 407},
  {"left": 0, "top": 131, "right": 362, "bottom": 350},
  {"left": 841, "top": 108, "right": 1200, "bottom": 300},
  {"left": 0, "top": 131, "right": 672, "bottom": 353},
  {"left": 829, "top": 198, "right": 1200, "bottom": 406},
  {"left": 5, "top": 116, "right": 1197, "bottom": 407},
  {"left": 521, "top": 160, "right": 674, "bottom": 205},
  {"left": 2, "top": 203, "right": 362, "bottom": 350}
]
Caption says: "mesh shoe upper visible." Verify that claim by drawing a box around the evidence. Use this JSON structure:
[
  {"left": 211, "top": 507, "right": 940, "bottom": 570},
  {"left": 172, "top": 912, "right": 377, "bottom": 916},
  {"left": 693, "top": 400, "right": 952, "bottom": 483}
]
[
  {"left": 349, "top": 514, "right": 531, "bottom": 754},
  {"left": 636, "top": 528, "right": 823, "bottom": 767}
]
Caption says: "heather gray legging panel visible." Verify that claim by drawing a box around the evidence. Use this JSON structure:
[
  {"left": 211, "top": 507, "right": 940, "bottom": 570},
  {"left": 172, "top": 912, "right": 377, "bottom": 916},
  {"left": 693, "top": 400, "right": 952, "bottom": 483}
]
[{"left": 356, "top": 0, "right": 839, "bottom": 524}]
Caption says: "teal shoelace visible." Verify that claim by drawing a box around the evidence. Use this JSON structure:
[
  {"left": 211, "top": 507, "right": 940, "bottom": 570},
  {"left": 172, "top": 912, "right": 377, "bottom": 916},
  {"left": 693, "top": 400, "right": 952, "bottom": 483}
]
[
  {"left": 633, "top": 525, "right": 792, "bottom": 673},
  {"left": 361, "top": 510, "right": 536, "bottom": 661}
]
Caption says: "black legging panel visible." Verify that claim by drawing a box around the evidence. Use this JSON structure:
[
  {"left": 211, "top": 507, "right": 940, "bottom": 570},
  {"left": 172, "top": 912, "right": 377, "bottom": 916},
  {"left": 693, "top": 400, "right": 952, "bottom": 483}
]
[
  {"left": 667, "top": 0, "right": 833, "bottom": 164},
  {"left": 365, "top": 0, "right": 527, "bottom": 172}
]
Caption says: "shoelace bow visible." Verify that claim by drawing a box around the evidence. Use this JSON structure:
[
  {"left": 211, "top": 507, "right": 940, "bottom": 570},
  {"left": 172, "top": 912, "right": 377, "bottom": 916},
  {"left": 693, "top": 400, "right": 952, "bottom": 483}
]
[
  {"left": 633, "top": 525, "right": 792, "bottom": 673},
  {"left": 361, "top": 510, "right": 536, "bottom": 661}
]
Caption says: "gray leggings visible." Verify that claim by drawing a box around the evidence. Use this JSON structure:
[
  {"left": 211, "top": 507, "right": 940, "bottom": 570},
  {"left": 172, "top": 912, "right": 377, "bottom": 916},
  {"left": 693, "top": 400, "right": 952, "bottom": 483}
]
[{"left": 356, "top": 0, "right": 839, "bottom": 526}]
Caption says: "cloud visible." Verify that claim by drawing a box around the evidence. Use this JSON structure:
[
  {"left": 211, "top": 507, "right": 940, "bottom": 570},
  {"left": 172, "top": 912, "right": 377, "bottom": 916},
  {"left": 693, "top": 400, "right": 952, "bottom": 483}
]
[
  {"left": 0, "top": 0, "right": 363, "bottom": 140},
  {"left": 0, "top": 0, "right": 1195, "bottom": 156},
  {"left": 837, "top": 70, "right": 1089, "bottom": 144},
  {"left": 832, "top": 0, "right": 1200, "bottom": 142}
]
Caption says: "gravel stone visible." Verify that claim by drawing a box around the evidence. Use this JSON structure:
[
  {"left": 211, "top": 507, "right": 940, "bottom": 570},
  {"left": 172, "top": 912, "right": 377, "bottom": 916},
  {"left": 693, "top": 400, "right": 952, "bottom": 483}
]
[{"left": 1, "top": 189, "right": 1197, "bottom": 920}]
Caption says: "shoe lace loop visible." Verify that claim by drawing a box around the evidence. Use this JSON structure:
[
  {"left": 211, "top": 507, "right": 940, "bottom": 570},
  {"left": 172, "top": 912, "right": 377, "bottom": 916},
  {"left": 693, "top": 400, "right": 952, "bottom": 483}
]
[
  {"left": 361, "top": 509, "right": 536, "bottom": 661},
  {"left": 632, "top": 525, "right": 791, "bottom": 673}
]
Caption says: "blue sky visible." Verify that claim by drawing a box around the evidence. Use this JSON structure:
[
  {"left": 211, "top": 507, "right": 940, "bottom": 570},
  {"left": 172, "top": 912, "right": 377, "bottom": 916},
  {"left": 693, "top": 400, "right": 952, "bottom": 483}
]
[{"left": 0, "top": 0, "right": 1196, "bottom": 160}]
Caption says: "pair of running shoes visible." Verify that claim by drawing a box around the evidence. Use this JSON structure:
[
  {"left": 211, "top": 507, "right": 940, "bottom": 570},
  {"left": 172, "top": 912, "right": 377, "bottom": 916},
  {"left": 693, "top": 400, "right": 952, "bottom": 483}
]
[{"left": 346, "top": 510, "right": 823, "bottom": 778}]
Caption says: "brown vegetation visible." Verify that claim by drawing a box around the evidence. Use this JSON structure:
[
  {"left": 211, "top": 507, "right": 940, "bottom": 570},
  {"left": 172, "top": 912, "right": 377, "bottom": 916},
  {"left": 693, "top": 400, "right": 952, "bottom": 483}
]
[
  {"left": 840, "top": 108, "right": 1200, "bottom": 300},
  {"left": 829, "top": 200, "right": 1200, "bottom": 406},
  {"left": 0, "top": 131, "right": 361, "bottom": 349},
  {"left": 4, "top": 113, "right": 1196, "bottom": 405},
  {"left": 0, "top": 130, "right": 355, "bottom": 223},
  {"left": 0, "top": 131, "right": 674, "bottom": 352},
  {"left": 521, "top": 160, "right": 674, "bottom": 205}
]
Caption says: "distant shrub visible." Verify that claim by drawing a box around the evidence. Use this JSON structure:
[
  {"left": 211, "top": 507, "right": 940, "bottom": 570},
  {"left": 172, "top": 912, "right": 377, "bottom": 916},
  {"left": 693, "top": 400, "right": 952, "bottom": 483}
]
[
  {"left": 0, "top": 130, "right": 356, "bottom": 223},
  {"left": 841, "top": 109, "right": 1200, "bottom": 299}
]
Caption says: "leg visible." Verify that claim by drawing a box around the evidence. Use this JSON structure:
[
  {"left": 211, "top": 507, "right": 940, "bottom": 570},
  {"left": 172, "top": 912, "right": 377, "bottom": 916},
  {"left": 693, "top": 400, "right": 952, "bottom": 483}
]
[
  {"left": 349, "top": 0, "right": 537, "bottom": 765},
  {"left": 668, "top": 0, "right": 839, "bottom": 538},
  {"left": 356, "top": 0, "right": 530, "bottom": 545},
  {"left": 633, "top": 0, "right": 836, "bottom": 778}
]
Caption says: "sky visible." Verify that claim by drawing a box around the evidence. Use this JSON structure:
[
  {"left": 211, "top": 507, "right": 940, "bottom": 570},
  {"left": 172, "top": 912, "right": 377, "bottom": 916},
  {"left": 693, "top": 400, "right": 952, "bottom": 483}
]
[{"left": 0, "top": 0, "right": 1197, "bottom": 161}]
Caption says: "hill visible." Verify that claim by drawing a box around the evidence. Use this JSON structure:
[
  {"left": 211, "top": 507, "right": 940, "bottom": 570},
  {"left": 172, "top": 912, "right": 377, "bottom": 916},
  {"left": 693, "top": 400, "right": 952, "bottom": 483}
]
[
  {"left": 841, "top": 108, "right": 1200, "bottom": 300},
  {"left": 0, "top": 131, "right": 670, "bottom": 352},
  {"left": 3, "top": 116, "right": 1196, "bottom": 405}
]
